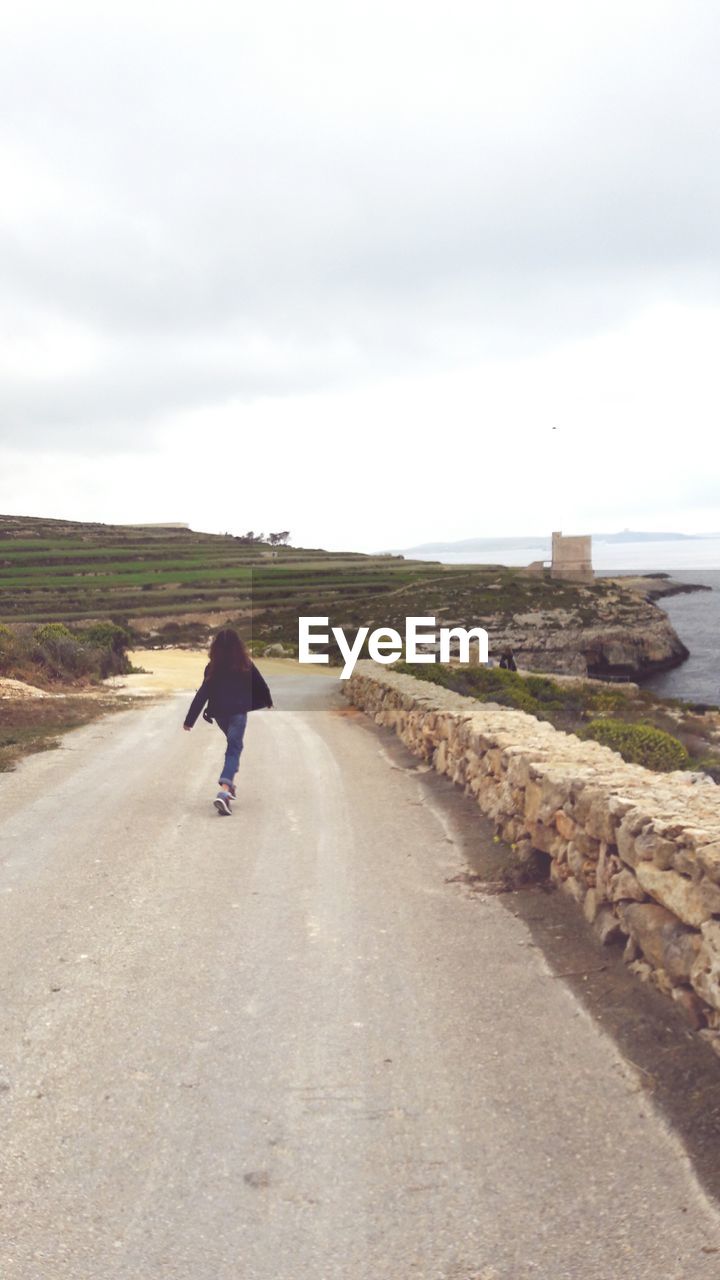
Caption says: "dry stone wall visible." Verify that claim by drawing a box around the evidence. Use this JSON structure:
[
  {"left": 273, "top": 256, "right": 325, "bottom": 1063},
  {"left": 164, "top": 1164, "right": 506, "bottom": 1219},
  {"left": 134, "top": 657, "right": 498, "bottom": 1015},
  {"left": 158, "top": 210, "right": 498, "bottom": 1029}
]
[{"left": 345, "top": 661, "right": 720, "bottom": 1055}]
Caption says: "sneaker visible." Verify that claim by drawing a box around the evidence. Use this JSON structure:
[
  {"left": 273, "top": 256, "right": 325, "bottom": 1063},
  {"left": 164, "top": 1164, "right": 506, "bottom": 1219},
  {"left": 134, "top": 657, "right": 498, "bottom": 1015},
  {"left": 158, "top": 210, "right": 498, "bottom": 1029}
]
[{"left": 213, "top": 791, "right": 232, "bottom": 816}]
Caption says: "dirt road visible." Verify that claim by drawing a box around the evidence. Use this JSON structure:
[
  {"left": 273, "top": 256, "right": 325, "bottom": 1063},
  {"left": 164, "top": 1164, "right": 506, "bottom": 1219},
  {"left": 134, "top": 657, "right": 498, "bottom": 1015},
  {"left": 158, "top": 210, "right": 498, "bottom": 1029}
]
[{"left": 1, "top": 673, "right": 719, "bottom": 1279}]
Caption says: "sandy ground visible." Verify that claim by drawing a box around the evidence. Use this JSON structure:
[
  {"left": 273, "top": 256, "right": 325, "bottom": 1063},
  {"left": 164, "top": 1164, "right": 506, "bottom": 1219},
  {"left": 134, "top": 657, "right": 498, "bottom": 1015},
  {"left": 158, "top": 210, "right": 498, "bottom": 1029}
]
[{"left": 104, "top": 648, "right": 337, "bottom": 697}]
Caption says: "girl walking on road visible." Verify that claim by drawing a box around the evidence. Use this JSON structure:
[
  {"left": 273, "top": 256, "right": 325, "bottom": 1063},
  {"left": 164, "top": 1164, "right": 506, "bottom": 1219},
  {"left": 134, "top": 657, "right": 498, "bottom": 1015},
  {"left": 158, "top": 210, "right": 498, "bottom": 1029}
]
[{"left": 183, "top": 628, "right": 273, "bottom": 815}]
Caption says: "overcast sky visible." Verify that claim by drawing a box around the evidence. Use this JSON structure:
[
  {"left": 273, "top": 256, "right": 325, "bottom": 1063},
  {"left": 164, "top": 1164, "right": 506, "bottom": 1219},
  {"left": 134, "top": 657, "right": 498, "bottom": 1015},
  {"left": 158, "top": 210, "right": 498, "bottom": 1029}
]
[{"left": 1, "top": 0, "right": 719, "bottom": 551}]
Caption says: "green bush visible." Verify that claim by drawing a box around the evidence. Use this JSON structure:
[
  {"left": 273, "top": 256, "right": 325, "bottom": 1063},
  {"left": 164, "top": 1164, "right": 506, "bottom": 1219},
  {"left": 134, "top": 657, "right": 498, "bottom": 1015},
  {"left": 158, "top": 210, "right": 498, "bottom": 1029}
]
[
  {"left": 32, "top": 624, "right": 83, "bottom": 677},
  {"left": 26, "top": 620, "right": 132, "bottom": 682},
  {"left": 79, "top": 622, "right": 133, "bottom": 676},
  {"left": 33, "top": 623, "right": 74, "bottom": 649},
  {"left": 80, "top": 622, "right": 130, "bottom": 653},
  {"left": 583, "top": 719, "right": 689, "bottom": 772}
]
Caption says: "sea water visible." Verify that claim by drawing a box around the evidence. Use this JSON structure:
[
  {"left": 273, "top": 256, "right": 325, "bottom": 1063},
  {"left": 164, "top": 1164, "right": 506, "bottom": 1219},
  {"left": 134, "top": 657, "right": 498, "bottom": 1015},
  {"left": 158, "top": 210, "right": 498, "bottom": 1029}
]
[{"left": 644, "top": 572, "right": 719, "bottom": 706}]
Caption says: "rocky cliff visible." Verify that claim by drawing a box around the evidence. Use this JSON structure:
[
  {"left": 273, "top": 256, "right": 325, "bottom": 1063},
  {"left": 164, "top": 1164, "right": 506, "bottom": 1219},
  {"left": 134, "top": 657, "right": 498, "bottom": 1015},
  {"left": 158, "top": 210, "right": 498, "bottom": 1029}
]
[{"left": 472, "top": 579, "right": 690, "bottom": 679}]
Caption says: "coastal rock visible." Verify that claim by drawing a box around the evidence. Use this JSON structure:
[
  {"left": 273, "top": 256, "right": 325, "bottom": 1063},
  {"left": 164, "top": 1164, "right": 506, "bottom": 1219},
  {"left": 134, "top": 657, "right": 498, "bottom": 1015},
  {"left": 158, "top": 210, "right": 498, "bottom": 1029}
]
[{"left": 488, "top": 601, "right": 689, "bottom": 679}]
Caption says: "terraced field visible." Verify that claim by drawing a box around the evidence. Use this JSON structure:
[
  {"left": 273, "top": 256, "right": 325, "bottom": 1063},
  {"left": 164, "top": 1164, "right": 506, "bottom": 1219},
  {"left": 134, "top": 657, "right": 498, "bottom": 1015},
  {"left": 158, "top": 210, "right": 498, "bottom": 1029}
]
[
  {"left": 0, "top": 515, "right": 415, "bottom": 626},
  {"left": 0, "top": 513, "right": 621, "bottom": 657}
]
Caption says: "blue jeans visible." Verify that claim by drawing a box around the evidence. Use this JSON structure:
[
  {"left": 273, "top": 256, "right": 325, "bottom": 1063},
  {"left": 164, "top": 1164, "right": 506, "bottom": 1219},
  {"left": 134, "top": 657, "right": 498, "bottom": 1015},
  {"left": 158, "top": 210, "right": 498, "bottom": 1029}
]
[{"left": 218, "top": 712, "right": 248, "bottom": 786}]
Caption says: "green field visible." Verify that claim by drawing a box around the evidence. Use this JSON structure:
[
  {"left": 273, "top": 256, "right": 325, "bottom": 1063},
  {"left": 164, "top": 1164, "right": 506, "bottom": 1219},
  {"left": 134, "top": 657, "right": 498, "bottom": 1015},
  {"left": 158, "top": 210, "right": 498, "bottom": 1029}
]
[{"left": 0, "top": 515, "right": 417, "bottom": 626}]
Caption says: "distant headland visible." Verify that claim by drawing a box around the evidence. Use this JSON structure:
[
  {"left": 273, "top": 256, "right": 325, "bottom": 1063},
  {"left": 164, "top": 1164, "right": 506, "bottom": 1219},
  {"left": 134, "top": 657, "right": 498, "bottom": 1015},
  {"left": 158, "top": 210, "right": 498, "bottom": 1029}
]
[{"left": 395, "top": 531, "right": 720, "bottom": 554}]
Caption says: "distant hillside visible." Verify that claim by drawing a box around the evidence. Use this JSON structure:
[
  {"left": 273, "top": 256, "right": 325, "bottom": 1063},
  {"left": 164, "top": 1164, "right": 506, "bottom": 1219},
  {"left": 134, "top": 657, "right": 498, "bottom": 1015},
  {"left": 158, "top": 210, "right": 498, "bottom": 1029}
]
[
  {"left": 399, "top": 531, "right": 712, "bottom": 553},
  {"left": 0, "top": 513, "right": 421, "bottom": 629}
]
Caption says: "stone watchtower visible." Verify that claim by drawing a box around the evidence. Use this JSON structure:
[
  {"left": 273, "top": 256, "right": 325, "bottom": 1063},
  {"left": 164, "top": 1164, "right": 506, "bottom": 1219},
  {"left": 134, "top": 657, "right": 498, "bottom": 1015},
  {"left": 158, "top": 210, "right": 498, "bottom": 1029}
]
[{"left": 550, "top": 531, "right": 593, "bottom": 583}]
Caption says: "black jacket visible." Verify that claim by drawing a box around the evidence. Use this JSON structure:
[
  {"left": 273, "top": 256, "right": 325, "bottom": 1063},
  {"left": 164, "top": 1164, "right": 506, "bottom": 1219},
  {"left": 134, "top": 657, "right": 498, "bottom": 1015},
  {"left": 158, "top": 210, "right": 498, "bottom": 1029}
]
[{"left": 184, "top": 662, "right": 273, "bottom": 728}]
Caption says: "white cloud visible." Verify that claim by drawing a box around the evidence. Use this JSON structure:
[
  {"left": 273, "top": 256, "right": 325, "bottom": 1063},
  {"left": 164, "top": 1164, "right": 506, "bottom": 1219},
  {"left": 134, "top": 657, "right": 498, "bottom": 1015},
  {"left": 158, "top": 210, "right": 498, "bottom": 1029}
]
[{"left": 0, "top": 1, "right": 719, "bottom": 544}]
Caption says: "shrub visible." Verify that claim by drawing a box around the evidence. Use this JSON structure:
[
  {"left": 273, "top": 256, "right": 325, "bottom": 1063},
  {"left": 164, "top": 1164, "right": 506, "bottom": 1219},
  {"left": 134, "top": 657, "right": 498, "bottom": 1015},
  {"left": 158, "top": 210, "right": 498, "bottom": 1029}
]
[
  {"left": 26, "top": 621, "right": 132, "bottom": 682},
  {"left": 33, "top": 623, "right": 74, "bottom": 649},
  {"left": 79, "top": 623, "right": 133, "bottom": 676},
  {"left": 583, "top": 719, "right": 689, "bottom": 772},
  {"left": 80, "top": 622, "right": 130, "bottom": 653}
]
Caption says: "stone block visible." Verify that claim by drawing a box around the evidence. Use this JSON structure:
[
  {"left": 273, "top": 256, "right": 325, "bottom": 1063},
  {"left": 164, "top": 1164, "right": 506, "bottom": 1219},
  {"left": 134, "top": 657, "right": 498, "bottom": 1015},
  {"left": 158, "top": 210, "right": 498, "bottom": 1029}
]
[
  {"left": 672, "top": 848, "right": 701, "bottom": 880},
  {"left": 554, "top": 809, "right": 577, "bottom": 841},
  {"left": 609, "top": 869, "right": 647, "bottom": 904},
  {"left": 623, "top": 903, "right": 702, "bottom": 983},
  {"left": 568, "top": 830, "right": 600, "bottom": 858},
  {"left": 538, "top": 775, "right": 572, "bottom": 824},
  {"left": 585, "top": 796, "right": 616, "bottom": 843},
  {"left": 617, "top": 812, "right": 651, "bottom": 867},
  {"left": 690, "top": 921, "right": 720, "bottom": 1012},
  {"left": 530, "top": 822, "right": 558, "bottom": 855},
  {"left": 635, "top": 827, "right": 677, "bottom": 869},
  {"left": 524, "top": 781, "right": 542, "bottom": 825},
  {"left": 696, "top": 842, "right": 720, "bottom": 886},
  {"left": 617, "top": 819, "right": 640, "bottom": 868},
  {"left": 634, "top": 862, "right": 720, "bottom": 928}
]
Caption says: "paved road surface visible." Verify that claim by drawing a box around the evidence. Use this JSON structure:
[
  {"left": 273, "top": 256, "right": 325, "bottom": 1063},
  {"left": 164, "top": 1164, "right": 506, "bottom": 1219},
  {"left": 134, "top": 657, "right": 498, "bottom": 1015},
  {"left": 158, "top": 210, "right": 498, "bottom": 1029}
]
[{"left": 1, "top": 675, "right": 719, "bottom": 1279}]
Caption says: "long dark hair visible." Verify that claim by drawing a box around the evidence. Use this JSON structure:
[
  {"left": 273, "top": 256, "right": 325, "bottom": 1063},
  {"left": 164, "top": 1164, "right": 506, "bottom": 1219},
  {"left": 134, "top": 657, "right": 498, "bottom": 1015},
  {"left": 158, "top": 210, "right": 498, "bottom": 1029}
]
[{"left": 207, "top": 628, "right": 252, "bottom": 678}]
